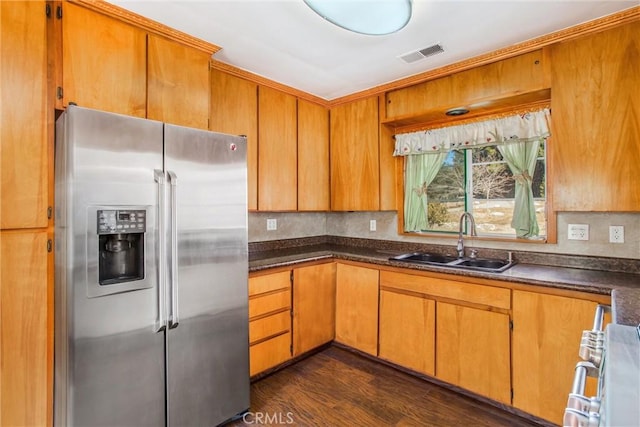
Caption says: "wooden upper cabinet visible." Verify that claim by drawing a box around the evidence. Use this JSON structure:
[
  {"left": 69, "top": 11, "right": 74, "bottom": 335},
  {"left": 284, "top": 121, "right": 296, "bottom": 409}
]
[
  {"left": 258, "top": 86, "right": 297, "bottom": 211},
  {"left": 292, "top": 263, "right": 336, "bottom": 356},
  {"left": 298, "top": 100, "right": 330, "bottom": 211},
  {"left": 449, "top": 50, "right": 548, "bottom": 103},
  {"left": 210, "top": 69, "right": 258, "bottom": 210},
  {"left": 385, "top": 50, "right": 549, "bottom": 122},
  {"left": 330, "top": 96, "right": 380, "bottom": 211},
  {"left": 1, "top": 0, "right": 48, "bottom": 229},
  {"left": 62, "top": 2, "right": 146, "bottom": 117},
  {"left": 550, "top": 21, "right": 640, "bottom": 211},
  {"left": 147, "top": 35, "right": 210, "bottom": 129}
]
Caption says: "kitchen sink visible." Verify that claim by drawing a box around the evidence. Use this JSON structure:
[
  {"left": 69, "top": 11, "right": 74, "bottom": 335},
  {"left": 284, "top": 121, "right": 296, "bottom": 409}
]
[
  {"left": 455, "top": 259, "right": 511, "bottom": 270},
  {"left": 391, "top": 252, "right": 458, "bottom": 264},
  {"left": 389, "top": 252, "right": 515, "bottom": 273}
]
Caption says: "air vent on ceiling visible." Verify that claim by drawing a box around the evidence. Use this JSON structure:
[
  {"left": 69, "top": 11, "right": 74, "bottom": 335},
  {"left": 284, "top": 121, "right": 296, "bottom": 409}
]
[{"left": 398, "top": 43, "right": 444, "bottom": 64}]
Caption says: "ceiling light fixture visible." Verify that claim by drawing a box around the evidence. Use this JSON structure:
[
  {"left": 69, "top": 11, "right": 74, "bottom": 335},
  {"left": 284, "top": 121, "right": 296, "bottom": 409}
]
[
  {"left": 303, "top": 0, "right": 412, "bottom": 36},
  {"left": 445, "top": 108, "right": 470, "bottom": 116}
]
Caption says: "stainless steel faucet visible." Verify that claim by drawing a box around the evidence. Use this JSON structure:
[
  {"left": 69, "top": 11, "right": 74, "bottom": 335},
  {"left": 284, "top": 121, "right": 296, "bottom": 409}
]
[{"left": 457, "top": 212, "right": 477, "bottom": 258}]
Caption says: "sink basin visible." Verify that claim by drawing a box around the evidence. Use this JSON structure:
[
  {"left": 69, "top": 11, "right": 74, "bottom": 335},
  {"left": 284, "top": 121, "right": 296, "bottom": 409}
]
[
  {"left": 453, "top": 258, "right": 513, "bottom": 272},
  {"left": 389, "top": 252, "right": 515, "bottom": 273},
  {"left": 391, "top": 252, "right": 458, "bottom": 264}
]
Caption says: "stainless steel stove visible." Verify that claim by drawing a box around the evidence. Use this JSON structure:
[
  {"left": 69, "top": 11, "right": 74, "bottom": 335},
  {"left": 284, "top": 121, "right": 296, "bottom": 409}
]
[{"left": 564, "top": 305, "right": 640, "bottom": 427}]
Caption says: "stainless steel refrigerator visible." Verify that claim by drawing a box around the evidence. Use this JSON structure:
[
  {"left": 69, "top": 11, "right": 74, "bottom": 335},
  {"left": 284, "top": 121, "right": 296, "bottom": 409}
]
[{"left": 54, "top": 105, "right": 250, "bottom": 426}]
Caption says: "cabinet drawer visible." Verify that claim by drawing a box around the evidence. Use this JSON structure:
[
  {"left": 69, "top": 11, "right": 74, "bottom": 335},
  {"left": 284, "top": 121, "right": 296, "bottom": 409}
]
[
  {"left": 249, "top": 310, "right": 290, "bottom": 344},
  {"left": 380, "top": 271, "right": 510, "bottom": 309},
  {"left": 249, "top": 289, "right": 291, "bottom": 319},
  {"left": 249, "top": 271, "right": 290, "bottom": 296},
  {"left": 249, "top": 332, "right": 291, "bottom": 376}
]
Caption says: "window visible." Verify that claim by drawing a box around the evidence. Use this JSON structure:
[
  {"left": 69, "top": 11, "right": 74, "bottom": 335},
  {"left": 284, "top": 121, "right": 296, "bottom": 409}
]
[
  {"left": 424, "top": 143, "right": 546, "bottom": 238},
  {"left": 395, "top": 109, "right": 551, "bottom": 240}
]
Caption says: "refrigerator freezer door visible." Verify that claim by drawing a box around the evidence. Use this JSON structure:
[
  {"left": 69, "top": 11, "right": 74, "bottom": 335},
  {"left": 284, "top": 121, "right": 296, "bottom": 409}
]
[
  {"left": 164, "top": 125, "right": 250, "bottom": 426},
  {"left": 54, "top": 106, "right": 166, "bottom": 426}
]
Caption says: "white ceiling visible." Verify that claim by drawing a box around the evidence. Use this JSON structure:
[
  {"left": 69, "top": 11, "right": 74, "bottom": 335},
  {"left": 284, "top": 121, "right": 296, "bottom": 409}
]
[{"left": 110, "top": 0, "right": 638, "bottom": 100}]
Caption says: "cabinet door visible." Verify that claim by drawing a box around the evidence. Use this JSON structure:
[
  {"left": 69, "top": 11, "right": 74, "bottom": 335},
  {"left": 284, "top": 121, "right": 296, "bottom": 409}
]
[
  {"left": 335, "top": 263, "right": 379, "bottom": 355},
  {"left": 258, "top": 86, "right": 297, "bottom": 211},
  {"left": 436, "top": 302, "right": 511, "bottom": 404},
  {"left": 0, "top": 1, "right": 48, "bottom": 229},
  {"left": 512, "top": 291, "right": 601, "bottom": 424},
  {"left": 292, "top": 263, "right": 336, "bottom": 356},
  {"left": 147, "top": 35, "right": 210, "bottom": 129},
  {"left": 550, "top": 21, "right": 640, "bottom": 211},
  {"left": 210, "top": 70, "right": 258, "bottom": 210},
  {"left": 0, "top": 231, "right": 49, "bottom": 426},
  {"left": 385, "top": 50, "right": 548, "bottom": 119},
  {"left": 379, "top": 290, "right": 435, "bottom": 375},
  {"left": 330, "top": 96, "right": 380, "bottom": 211},
  {"left": 62, "top": 2, "right": 146, "bottom": 117},
  {"left": 298, "top": 100, "right": 330, "bottom": 211}
]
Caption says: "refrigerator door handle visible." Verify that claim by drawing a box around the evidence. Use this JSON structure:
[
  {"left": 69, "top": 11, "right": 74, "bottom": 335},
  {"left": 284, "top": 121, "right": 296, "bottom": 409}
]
[
  {"left": 167, "top": 170, "right": 179, "bottom": 329},
  {"left": 154, "top": 169, "right": 168, "bottom": 332}
]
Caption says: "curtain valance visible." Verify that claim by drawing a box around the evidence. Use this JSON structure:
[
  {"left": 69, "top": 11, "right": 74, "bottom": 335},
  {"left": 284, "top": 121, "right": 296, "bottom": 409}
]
[{"left": 394, "top": 109, "right": 551, "bottom": 156}]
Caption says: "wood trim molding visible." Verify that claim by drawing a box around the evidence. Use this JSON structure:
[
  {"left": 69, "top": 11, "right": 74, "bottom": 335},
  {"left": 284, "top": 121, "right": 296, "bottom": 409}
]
[
  {"left": 68, "top": 0, "right": 221, "bottom": 54},
  {"left": 328, "top": 5, "right": 640, "bottom": 107},
  {"left": 210, "top": 59, "right": 328, "bottom": 106}
]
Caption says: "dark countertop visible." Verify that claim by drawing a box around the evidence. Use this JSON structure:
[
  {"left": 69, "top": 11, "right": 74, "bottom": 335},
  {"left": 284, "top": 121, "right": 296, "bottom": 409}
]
[
  {"left": 249, "top": 239, "right": 640, "bottom": 324},
  {"left": 611, "top": 288, "right": 640, "bottom": 327}
]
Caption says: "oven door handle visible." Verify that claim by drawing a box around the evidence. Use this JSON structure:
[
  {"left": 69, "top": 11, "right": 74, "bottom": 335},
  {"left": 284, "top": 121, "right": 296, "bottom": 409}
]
[
  {"left": 564, "top": 361, "right": 601, "bottom": 427},
  {"left": 592, "top": 304, "right": 610, "bottom": 331}
]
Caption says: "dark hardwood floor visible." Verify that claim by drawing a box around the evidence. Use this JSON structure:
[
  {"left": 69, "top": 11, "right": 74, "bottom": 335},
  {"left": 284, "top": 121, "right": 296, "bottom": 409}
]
[{"left": 227, "top": 346, "right": 542, "bottom": 426}]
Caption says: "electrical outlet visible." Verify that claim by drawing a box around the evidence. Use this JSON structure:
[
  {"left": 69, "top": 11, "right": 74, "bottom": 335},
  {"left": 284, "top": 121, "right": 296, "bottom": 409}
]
[
  {"left": 609, "top": 225, "right": 624, "bottom": 243},
  {"left": 369, "top": 219, "right": 376, "bottom": 232},
  {"left": 568, "top": 224, "right": 589, "bottom": 241},
  {"left": 266, "top": 218, "right": 277, "bottom": 231}
]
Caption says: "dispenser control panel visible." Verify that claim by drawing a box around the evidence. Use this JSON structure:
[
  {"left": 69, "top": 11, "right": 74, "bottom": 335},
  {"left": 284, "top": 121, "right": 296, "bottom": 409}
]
[{"left": 97, "top": 210, "right": 146, "bottom": 234}]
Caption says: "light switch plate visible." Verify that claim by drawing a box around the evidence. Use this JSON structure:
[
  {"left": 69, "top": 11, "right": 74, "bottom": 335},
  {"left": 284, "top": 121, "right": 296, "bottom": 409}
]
[
  {"left": 369, "top": 219, "right": 376, "bottom": 232},
  {"left": 266, "top": 218, "right": 277, "bottom": 231}
]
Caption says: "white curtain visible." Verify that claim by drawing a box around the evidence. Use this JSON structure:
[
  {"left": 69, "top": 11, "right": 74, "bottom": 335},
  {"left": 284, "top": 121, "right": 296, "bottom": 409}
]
[{"left": 394, "top": 109, "right": 550, "bottom": 156}]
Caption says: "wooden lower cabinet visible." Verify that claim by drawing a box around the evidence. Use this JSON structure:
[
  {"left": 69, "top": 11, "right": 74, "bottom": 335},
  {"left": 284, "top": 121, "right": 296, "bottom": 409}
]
[
  {"left": 512, "top": 290, "right": 605, "bottom": 425},
  {"left": 247, "top": 261, "right": 611, "bottom": 424},
  {"left": 379, "top": 289, "right": 435, "bottom": 375},
  {"left": 248, "top": 271, "right": 292, "bottom": 376},
  {"left": 292, "top": 263, "right": 336, "bottom": 356},
  {"left": 0, "top": 231, "right": 50, "bottom": 427},
  {"left": 335, "top": 263, "right": 379, "bottom": 355},
  {"left": 436, "top": 302, "right": 511, "bottom": 404}
]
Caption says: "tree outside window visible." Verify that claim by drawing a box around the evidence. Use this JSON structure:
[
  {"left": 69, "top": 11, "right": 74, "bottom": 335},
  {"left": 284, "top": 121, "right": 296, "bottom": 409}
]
[{"left": 420, "top": 143, "right": 546, "bottom": 237}]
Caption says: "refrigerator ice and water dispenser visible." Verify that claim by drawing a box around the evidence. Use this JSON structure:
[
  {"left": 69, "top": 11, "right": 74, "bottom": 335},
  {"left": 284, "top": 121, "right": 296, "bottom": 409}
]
[{"left": 97, "top": 209, "right": 146, "bottom": 285}]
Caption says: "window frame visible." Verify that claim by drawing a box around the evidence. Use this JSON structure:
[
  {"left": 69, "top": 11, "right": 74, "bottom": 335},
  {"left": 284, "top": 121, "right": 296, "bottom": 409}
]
[{"left": 395, "top": 137, "right": 557, "bottom": 244}]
